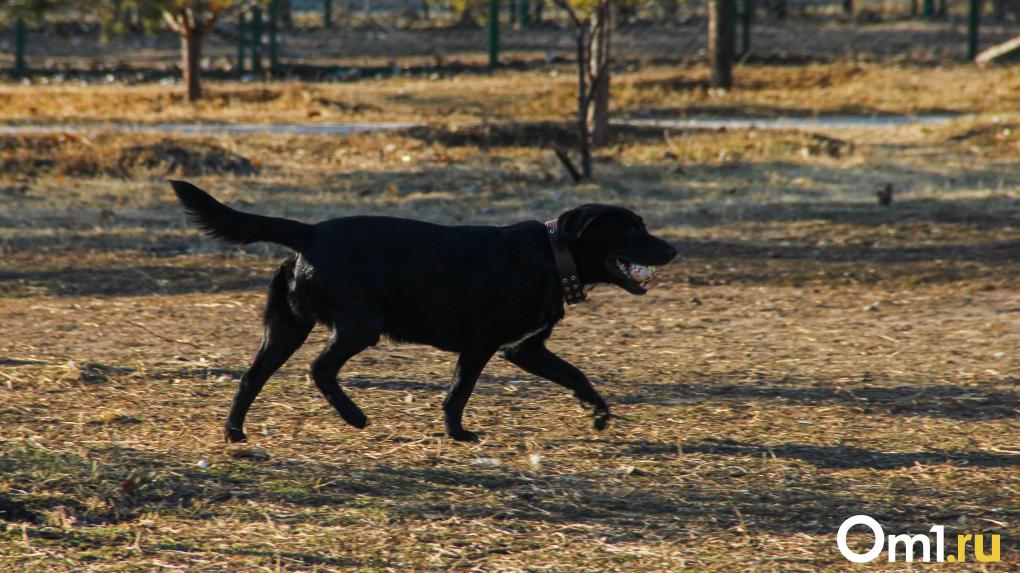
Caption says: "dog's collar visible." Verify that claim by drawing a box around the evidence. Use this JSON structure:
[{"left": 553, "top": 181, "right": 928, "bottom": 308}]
[{"left": 544, "top": 219, "right": 587, "bottom": 305}]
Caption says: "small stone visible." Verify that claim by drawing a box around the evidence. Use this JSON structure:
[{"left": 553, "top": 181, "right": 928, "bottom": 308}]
[
  {"left": 471, "top": 457, "right": 502, "bottom": 468},
  {"left": 528, "top": 453, "right": 543, "bottom": 471}
]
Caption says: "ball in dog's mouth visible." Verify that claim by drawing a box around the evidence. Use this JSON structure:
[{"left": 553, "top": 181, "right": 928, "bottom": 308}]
[{"left": 616, "top": 260, "right": 659, "bottom": 287}]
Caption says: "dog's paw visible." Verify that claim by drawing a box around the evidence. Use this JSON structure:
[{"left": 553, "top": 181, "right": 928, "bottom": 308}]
[
  {"left": 448, "top": 429, "right": 480, "bottom": 442},
  {"left": 592, "top": 410, "right": 611, "bottom": 431},
  {"left": 341, "top": 408, "right": 369, "bottom": 429},
  {"left": 224, "top": 427, "right": 248, "bottom": 443}
]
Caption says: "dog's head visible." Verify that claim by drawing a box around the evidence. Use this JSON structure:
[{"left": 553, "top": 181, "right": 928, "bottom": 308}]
[{"left": 557, "top": 204, "right": 677, "bottom": 295}]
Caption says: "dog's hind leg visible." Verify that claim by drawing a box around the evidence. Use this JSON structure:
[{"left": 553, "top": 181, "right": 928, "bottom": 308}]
[
  {"left": 309, "top": 315, "right": 378, "bottom": 430},
  {"left": 226, "top": 262, "right": 313, "bottom": 443}
]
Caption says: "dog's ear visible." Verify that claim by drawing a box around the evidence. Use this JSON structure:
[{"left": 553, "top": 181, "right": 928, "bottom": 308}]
[{"left": 557, "top": 205, "right": 604, "bottom": 243}]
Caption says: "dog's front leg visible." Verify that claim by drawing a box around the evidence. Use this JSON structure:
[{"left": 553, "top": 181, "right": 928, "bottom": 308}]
[
  {"left": 443, "top": 348, "right": 496, "bottom": 442},
  {"left": 502, "top": 338, "right": 611, "bottom": 430}
]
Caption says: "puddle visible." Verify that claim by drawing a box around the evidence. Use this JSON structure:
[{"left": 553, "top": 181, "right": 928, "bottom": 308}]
[{"left": 617, "top": 114, "right": 961, "bottom": 130}]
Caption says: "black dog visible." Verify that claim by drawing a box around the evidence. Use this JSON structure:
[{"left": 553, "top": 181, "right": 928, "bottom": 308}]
[{"left": 170, "top": 180, "right": 677, "bottom": 443}]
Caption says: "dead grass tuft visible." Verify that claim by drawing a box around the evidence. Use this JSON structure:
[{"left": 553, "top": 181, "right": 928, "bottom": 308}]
[
  {"left": 0, "top": 134, "right": 258, "bottom": 178},
  {"left": 944, "top": 122, "right": 1020, "bottom": 156},
  {"left": 88, "top": 411, "right": 142, "bottom": 426},
  {"left": 118, "top": 141, "right": 258, "bottom": 176}
]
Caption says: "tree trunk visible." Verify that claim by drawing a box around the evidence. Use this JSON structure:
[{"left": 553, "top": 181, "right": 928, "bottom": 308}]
[
  {"left": 616, "top": 2, "right": 637, "bottom": 24},
  {"left": 588, "top": 4, "right": 611, "bottom": 147},
  {"left": 278, "top": 0, "right": 293, "bottom": 28},
  {"left": 770, "top": 0, "right": 786, "bottom": 18},
  {"left": 555, "top": 0, "right": 612, "bottom": 179},
  {"left": 574, "top": 24, "right": 592, "bottom": 179},
  {"left": 661, "top": 0, "right": 679, "bottom": 22},
  {"left": 182, "top": 29, "right": 203, "bottom": 101},
  {"left": 708, "top": 0, "right": 735, "bottom": 89},
  {"left": 459, "top": 4, "right": 477, "bottom": 27}
]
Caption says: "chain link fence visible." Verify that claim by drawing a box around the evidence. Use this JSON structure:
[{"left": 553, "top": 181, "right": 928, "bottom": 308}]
[{"left": 2, "top": 0, "right": 1020, "bottom": 81}]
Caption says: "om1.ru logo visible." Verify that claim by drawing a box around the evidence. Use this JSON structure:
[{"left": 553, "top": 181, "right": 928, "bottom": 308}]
[{"left": 837, "top": 515, "right": 1000, "bottom": 563}]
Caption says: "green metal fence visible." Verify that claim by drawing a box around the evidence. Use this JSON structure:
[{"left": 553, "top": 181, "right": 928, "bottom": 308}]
[{"left": 4, "top": 0, "right": 1018, "bottom": 79}]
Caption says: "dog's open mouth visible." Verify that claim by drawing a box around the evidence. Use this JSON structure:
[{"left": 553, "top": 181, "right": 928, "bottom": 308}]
[{"left": 607, "top": 258, "right": 658, "bottom": 295}]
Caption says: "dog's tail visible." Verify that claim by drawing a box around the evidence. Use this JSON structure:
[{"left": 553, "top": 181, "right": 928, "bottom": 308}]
[{"left": 170, "top": 180, "right": 313, "bottom": 253}]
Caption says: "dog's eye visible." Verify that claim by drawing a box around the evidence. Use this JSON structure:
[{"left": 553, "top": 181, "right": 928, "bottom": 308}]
[{"left": 626, "top": 227, "right": 641, "bottom": 237}]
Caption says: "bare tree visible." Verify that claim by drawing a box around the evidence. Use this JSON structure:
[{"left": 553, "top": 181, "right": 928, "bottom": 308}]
[
  {"left": 159, "top": 2, "right": 244, "bottom": 101},
  {"left": 588, "top": 2, "right": 610, "bottom": 146},
  {"left": 552, "top": 0, "right": 612, "bottom": 180},
  {"left": 94, "top": 0, "right": 249, "bottom": 101},
  {"left": 451, "top": 0, "right": 485, "bottom": 26}
]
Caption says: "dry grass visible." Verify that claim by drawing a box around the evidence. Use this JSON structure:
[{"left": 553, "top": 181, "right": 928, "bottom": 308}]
[
  {"left": 2, "top": 90, "right": 1020, "bottom": 570},
  {"left": 4, "top": 63, "right": 1020, "bottom": 126}
]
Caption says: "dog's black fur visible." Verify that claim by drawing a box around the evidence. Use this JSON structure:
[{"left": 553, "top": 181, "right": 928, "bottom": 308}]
[{"left": 170, "top": 180, "right": 677, "bottom": 443}]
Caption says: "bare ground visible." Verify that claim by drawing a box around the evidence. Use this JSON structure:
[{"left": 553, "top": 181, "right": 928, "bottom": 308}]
[{"left": 1, "top": 83, "right": 1020, "bottom": 570}]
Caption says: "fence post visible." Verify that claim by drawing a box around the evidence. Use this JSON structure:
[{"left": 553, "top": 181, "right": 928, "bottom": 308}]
[
  {"left": 251, "top": 6, "right": 264, "bottom": 76},
  {"left": 324, "top": 0, "right": 332, "bottom": 28},
  {"left": 739, "top": 0, "right": 751, "bottom": 58},
  {"left": 237, "top": 11, "right": 247, "bottom": 76},
  {"left": 14, "top": 17, "right": 27, "bottom": 78},
  {"left": 921, "top": 0, "right": 933, "bottom": 17},
  {"left": 269, "top": 0, "right": 279, "bottom": 75},
  {"left": 520, "top": 0, "right": 530, "bottom": 27},
  {"left": 488, "top": 0, "right": 500, "bottom": 70},
  {"left": 967, "top": 0, "right": 980, "bottom": 59}
]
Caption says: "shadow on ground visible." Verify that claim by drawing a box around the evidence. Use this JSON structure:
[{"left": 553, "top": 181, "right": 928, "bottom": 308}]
[
  {"left": 679, "top": 438, "right": 1020, "bottom": 469},
  {"left": 1, "top": 440, "right": 1015, "bottom": 558},
  {"left": 613, "top": 375, "right": 1020, "bottom": 420},
  {"left": 0, "top": 264, "right": 272, "bottom": 297}
]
